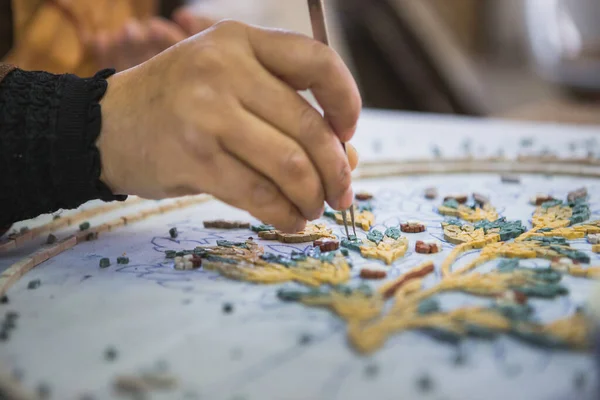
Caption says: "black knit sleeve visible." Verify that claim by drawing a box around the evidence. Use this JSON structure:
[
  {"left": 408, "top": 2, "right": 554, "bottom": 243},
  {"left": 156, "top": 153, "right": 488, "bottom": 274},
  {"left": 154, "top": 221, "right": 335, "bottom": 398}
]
[{"left": 0, "top": 68, "right": 127, "bottom": 226}]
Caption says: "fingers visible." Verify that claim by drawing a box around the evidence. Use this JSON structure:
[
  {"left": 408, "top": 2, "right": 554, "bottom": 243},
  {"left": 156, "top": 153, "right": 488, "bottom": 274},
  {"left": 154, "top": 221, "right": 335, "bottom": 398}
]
[
  {"left": 88, "top": 18, "right": 188, "bottom": 71},
  {"left": 147, "top": 17, "right": 187, "bottom": 51},
  {"left": 217, "top": 107, "right": 325, "bottom": 221},
  {"left": 121, "top": 21, "right": 152, "bottom": 67},
  {"left": 209, "top": 151, "right": 306, "bottom": 233},
  {"left": 245, "top": 25, "right": 362, "bottom": 142},
  {"left": 87, "top": 32, "right": 114, "bottom": 69},
  {"left": 237, "top": 64, "right": 353, "bottom": 210},
  {"left": 172, "top": 8, "right": 216, "bottom": 35}
]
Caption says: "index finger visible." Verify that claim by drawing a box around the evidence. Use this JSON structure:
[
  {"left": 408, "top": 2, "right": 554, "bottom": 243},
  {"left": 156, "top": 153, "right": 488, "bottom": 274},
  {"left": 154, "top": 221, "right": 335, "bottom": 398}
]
[{"left": 246, "top": 26, "right": 362, "bottom": 142}]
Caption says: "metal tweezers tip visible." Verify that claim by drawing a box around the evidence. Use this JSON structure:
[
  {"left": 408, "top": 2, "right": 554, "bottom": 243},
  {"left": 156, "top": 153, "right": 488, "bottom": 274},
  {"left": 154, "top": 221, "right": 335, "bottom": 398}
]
[{"left": 341, "top": 209, "right": 350, "bottom": 238}]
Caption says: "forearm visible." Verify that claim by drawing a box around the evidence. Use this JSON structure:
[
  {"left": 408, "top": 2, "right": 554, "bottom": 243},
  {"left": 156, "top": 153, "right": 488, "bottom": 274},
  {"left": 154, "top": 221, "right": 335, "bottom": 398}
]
[{"left": 0, "top": 66, "right": 126, "bottom": 227}]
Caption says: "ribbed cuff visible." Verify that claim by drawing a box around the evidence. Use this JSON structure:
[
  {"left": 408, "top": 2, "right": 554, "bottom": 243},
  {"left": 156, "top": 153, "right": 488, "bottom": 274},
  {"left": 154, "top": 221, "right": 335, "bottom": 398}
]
[{"left": 55, "top": 68, "right": 127, "bottom": 204}]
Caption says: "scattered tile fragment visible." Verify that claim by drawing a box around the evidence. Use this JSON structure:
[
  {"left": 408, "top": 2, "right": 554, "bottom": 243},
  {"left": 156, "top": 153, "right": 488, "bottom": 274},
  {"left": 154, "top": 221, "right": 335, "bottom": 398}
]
[
  {"left": 169, "top": 227, "right": 178, "bottom": 239},
  {"left": 355, "top": 192, "right": 374, "bottom": 201},
  {"left": 114, "top": 375, "right": 148, "bottom": 396},
  {"left": 203, "top": 220, "right": 250, "bottom": 229},
  {"left": 6, "top": 311, "right": 18, "bottom": 320},
  {"left": 105, "top": 346, "right": 118, "bottom": 361},
  {"left": 165, "top": 250, "right": 176, "bottom": 259},
  {"left": 79, "top": 222, "right": 90, "bottom": 231},
  {"left": 251, "top": 224, "right": 275, "bottom": 232},
  {"left": 521, "top": 137, "right": 533, "bottom": 147},
  {"left": 588, "top": 233, "right": 600, "bottom": 244},
  {"left": 444, "top": 194, "right": 468, "bottom": 204},
  {"left": 424, "top": 187, "right": 438, "bottom": 200},
  {"left": 174, "top": 254, "right": 202, "bottom": 270},
  {"left": 117, "top": 256, "right": 129, "bottom": 265},
  {"left": 501, "top": 174, "right": 520, "bottom": 184},
  {"left": 223, "top": 303, "right": 234, "bottom": 314},
  {"left": 384, "top": 227, "right": 402, "bottom": 240},
  {"left": 141, "top": 371, "right": 178, "bottom": 390},
  {"left": 415, "top": 240, "right": 441, "bottom": 254},
  {"left": 364, "top": 364, "right": 379, "bottom": 378},
  {"left": 401, "top": 221, "right": 426, "bottom": 233},
  {"left": 472, "top": 193, "right": 489, "bottom": 206},
  {"left": 360, "top": 269, "right": 387, "bottom": 280},
  {"left": 568, "top": 187, "right": 588, "bottom": 202},
  {"left": 46, "top": 234, "right": 57, "bottom": 245},
  {"left": 0, "top": 295, "right": 7, "bottom": 304},
  {"left": 313, "top": 238, "right": 340, "bottom": 252},
  {"left": 299, "top": 334, "right": 313, "bottom": 345},
  {"left": 86, "top": 232, "right": 98, "bottom": 241},
  {"left": 99, "top": 258, "right": 111, "bottom": 268},
  {"left": 3, "top": 317, "right": 16, "bottom": 330},
  {"left": 416, "top": 374, "right": 434, "bottom": 393},
  {"left": 530, "top": 194, "right": 555, "bottom": 206},
  {"left": 27, "top": 279, "right": 41, "bottom": 290}
]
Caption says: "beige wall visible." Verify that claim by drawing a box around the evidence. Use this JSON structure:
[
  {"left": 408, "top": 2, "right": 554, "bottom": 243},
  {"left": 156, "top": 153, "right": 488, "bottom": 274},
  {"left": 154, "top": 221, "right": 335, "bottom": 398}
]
[{"left": 187, "top": 0, "right": 350, "bottom": 64}]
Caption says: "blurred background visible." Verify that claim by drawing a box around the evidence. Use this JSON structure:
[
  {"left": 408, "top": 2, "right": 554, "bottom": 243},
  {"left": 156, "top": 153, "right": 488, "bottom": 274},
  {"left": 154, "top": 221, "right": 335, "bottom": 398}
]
[
  {"left": 190, "top": 0, "right": 600, "bottom": 125},
  {"left": 3, "top": 0, "right": 600, "bottom": 125},
  {"left": 194, "top": 0, "right": 600, "bottom": 124}
]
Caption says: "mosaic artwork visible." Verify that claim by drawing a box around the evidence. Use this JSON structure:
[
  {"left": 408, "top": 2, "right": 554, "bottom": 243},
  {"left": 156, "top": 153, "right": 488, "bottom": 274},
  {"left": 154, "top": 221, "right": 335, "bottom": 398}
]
[{"left": 1, "top": 114, "right": 600, "bottom": 399}]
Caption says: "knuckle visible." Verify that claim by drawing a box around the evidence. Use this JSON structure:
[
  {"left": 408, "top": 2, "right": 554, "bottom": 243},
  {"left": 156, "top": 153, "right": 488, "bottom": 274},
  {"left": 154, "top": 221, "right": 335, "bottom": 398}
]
[
  {"left": 299, "top": 106, "right": 325, "bottom": 138},
  {"left": 312, "top": 43, "right": 339, "bottom": 76},
  {"left": 283, "top": 149, "right": 311, "bottom": 181},
  {"left": 194, "top": 45, "right": 228, "bottom": 71}
]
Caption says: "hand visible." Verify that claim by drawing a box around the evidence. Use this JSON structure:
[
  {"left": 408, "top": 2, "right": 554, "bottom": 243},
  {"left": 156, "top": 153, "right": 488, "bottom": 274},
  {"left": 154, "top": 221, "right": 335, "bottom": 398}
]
[{"left": 98, "top": 20, "right": 362, "bottom": 233}]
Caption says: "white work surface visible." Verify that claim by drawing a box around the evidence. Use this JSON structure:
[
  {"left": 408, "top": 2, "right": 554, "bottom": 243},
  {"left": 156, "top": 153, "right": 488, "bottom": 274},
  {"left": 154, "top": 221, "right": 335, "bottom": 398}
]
[{"left": 1, "top": 110, "right": 600, "bottom": 400}]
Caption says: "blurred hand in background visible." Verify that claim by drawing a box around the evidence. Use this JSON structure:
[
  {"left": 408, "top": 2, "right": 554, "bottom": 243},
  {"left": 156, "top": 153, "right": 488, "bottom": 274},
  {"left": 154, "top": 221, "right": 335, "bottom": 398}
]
[
  {"left": 87, "top": 8, "right": 216, "bottom": 72},
  {"left": 3, "top": 0, "right": 216, "bottom": 75}
]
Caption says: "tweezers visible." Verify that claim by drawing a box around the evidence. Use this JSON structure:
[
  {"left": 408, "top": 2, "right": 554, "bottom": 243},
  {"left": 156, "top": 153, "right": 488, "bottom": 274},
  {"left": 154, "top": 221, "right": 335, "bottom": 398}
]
[{"left": 307, "top": 0, "right": 356, "bottom": 239}]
